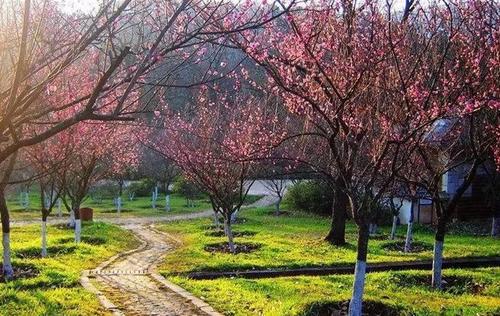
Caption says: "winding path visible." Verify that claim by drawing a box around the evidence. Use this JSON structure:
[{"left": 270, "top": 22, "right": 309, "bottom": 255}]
[
  {"left": 85, "top": 223, "right": 221, "bottom": 316},
  {"left": 11, "top": 190, "right": 279, "bottom": 315}
]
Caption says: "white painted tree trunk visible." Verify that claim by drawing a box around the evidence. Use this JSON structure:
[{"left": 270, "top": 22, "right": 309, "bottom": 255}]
[
  {"left": 165, "top": 194, "right": 171, "bottom": 211},
  {"left": 57, "top": 199, "right": 62, "bottom": 217},
  {"left": 492, "top": 216, "right": 499, "bottom": 237},
  {"left": 369, "top": 223, "right": 378, "bottom": 235},
  {"left": 24, "top": 192, "right": 29, "bottom": 210},
  {"left": 116, "top": 196, "right": 122, "bottom": 214},
  {"left": 390, "top": 216, "right": 398, "bottom": 240},
  {"left": 75, "top": 219, "right": 81, "bottom": 243},
  {"left": 348, "top": 260, "right": 367, "bottom": 316},
  {"left": 231, "top": 209, "right": 238, "bottom": 223},
  {"left": 224, "top": 219, "right": 235, "bottom": 253},
  {"left": 404, "top": 222, "right": 413, "bottom": 252},
  {"left": 431, "top": 240, "right": 444, "bottom": 288},
  {"left": 41, "top": 221, "right": 47, "bottom": 258},
  {"left": 151, "top": 189, "right": 157, "bottom": 209},
  {"left": 2, "top": 232, "right": 13, "bottom": 279},
  {"left": 68, "top": 209, "right": 76, "bottom": 228}
]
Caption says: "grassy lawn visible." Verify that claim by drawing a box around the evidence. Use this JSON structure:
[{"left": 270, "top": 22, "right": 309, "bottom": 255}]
[
  {"left": 156, "top": 207, "right": 500, "bottom": 315},
  {"left": 7, "top": 193, "right": 212, "bottom": 221},
  {"left": 0, "top": 221, "right": 140, "bottom": 315}
]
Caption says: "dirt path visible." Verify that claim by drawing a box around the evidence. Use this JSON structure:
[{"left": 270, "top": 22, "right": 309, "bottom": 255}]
[
  {"left": 11, "top": 210, "right": 214, "bottom": 227},
  {"left": 86, "top": 223, "right": 221, "bottom": 316}
]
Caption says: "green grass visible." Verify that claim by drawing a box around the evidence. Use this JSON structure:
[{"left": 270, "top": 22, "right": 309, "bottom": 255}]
[
  {"left": 0, "top": 221, "right": 140, "bottom": 315},
  {"left": 168, "top": 268, "right": 500, "bottom": 315},
  {"left": 156, "top": 208, "right": 499, "bottom": 273},
  {"left": 7, "top": 192, "right": 212, "bottom": 221},
  {"left": 156, "top": 207, "right": 500, "bottom": 315}
]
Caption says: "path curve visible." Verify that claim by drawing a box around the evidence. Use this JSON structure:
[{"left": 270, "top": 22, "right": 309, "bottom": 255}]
[{"left": 86, "top": 223, "right": 221, "bottom": 316}]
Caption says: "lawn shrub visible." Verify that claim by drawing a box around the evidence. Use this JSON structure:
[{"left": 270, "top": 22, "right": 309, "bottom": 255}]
[
  {"left": 127, "top": 178, "right": 156, "bottom": 197},
  {"left": 284, "top": 180, "right": 333, "bottom": 216}
]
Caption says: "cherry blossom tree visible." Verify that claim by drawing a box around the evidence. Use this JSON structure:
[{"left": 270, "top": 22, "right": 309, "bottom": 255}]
[
  {"left": 149, "top": 89, "right": 283, "bottom": 253},
  {"left": 227, "top": 0, "right": 498, "bottom": 313},
  {"left": 1, "top": 0, "right": 291, "bottom": 279},
  {"left": 59, "top": 121, "right": 139, "bottom": 242}
]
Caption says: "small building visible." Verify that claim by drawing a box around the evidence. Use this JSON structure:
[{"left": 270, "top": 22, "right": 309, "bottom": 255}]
[{"left": 397, "top": 162, "right": 499, "bottom": 225}]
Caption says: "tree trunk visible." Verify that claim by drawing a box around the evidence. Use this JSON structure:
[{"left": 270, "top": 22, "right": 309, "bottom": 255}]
[
  {"left": 41, "top": 220, "right": 47, "bottom": 257},
  {"left": 41, "top": 207, "right": 49, "bottom": 258},
  {"left": 57, "top": 199, "right": 62, "bottom": 217},
  {"left": 348, "top": 224, "right": 370, "bottom": 316},
  {"left": 151, "top": 190, "right": 157, "bottom": 209},
  {"left": 116, "top": 196, "right": 122, "bottom": 214},
  {"left": 404, "top": 222, "right": 413, "bottom": 252},
  {"left": 231, "top": 209, "right": 239, "bottom": 223},
  {"left": 369, "top": 223, "right": 378, "bottom": 236},
  {"left": 74, "top": 208, "right": 81, "bottom": 243},
  {"left": 492, "top": 216, "right": 499, "bottom": 237},
  {"left": 390, "top": 216, "right": 398, "bottom": 240},
  {"left": 223, "top": 217, "right": 235, "bottom": 254},
  {"left": 274, "top": 197, "right": 282, "bottom": 216},
  {"left": 68, "top": 209, "right": 76, "bottom": 227},
  {"left": 432, "top": 220, "right": 446, "bottom": 288},
  {"left": 404, "top": 201, "right": 414, "bottom": 252},
  {"left": 0, "top": 192, "right": 12, "bottom": 279},
  {"left": 325, "top": 187, "right": 348, "bottom": 245},
  {"left": 165, "top": 194, "right": 171, "bottom": 211}
]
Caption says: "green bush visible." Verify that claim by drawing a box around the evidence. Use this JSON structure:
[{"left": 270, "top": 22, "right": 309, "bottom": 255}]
[
  {"left": 173, "top": 177, "right": 204, "bottom": 200},
  {"left": 283, "top": 180, "right": 333, "bottom": 216},
  {"left": 127, "top": 179, "right": 156, "bottom": 197}
]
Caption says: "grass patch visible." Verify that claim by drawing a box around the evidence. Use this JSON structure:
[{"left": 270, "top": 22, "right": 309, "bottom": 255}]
[
  {"left": 0, "top": 221, "right": 139, "bottom": 315},
  {"left": 204, "top": 242, "right": 262, "bottom": 254},
  {"left": 380, "top": 240, "right": 433, "bottom": 253},
  {"left": 167, "top": 268, "right": 500, "bottom": 315},
  {"left": 301, "top": 299, "right": 401, "bottom": 316},
  {"left": 156, "top": 208, "right": 499, "bottom": 274},
  {"left": 7, "top": 193, "right": 213, "bottom": 221},
  {"left": 156, "top": 207, "right": 500, "bottom": 315},
  {"left": 13, "top": 245, "right": 78, "bottom": 259}
]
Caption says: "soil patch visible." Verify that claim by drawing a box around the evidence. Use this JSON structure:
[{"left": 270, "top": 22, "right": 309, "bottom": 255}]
[
  {"left": 204, "top": 230, "right": 257, "bottom": 237},
  {"left": 100, "top": 209, "right": 134, "bottom": 213},
  {"left": 369, "top": 234, "right": 404, "bottom": 241},
  {"left": 390, "top": 273, "right": 486, "bottom": 294},
  {"left": 266, "top": 210, "right": 291, "bottom": 216},
  {"left": 204, "top": 242, "right": 261, "bottom": 254},
  {"left": 0, "top": 263, "right": 40, "bottom": 282},
  {"left": 14, "top": 245, "right": 77, "bottom": 259},
  {"left": 58, "top": 236, "right": 107, "bottom": 245},
  {"left": 381, "top": 240, "right": 433, "bottom": 253},
  {"left": 302, "top": 300, "right": 400, "bottom": 316}
]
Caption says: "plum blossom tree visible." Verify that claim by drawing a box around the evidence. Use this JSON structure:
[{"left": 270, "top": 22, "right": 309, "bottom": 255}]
[
  {"left": 150, "top": 90, "right": 283, "bottom": 253},
  {"left": 227, "top": 0, "right": 498, "bottom": 313},
  {"left": 1, "top": 0, "right": 288, "bottom": 279},
  {"left": 57, "top": 121, "right": 139, "bottom": 243}
]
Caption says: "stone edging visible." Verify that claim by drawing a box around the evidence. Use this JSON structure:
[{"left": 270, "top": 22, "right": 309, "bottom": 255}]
[
  {"left": 150, "top": 272, "right": 223, "bottom": 316},
  {"left": 146, "top": 225, "right": 223, "bottom": 316},
  {"left": 79, "top": 227, "right": 148, "bottom": 316},
  {"left": 80, "top": 223, "right": 222, "bottom": 316}
]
